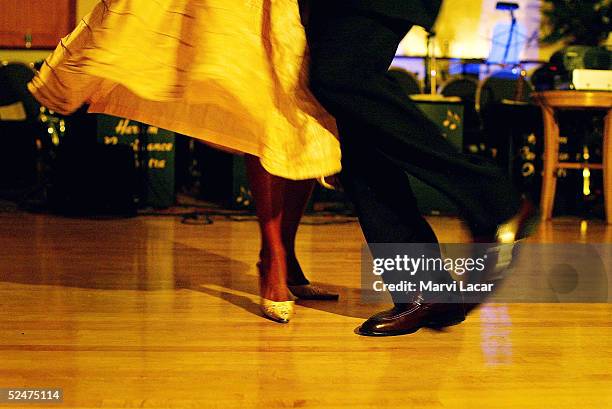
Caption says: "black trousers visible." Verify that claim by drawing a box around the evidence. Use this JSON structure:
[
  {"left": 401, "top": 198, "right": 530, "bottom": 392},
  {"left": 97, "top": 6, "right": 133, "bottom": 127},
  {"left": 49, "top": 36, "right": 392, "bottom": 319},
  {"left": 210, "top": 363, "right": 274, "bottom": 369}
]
[{"left": 305, "top": 5, "right": 521, "bottom": 244}]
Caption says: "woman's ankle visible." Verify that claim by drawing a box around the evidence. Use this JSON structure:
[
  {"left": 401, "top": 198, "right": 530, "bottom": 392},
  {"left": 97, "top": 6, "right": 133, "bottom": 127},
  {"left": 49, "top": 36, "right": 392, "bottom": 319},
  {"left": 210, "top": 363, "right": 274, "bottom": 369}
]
[
  {"left": 286, "top": 254, "right": 310, "bottom": 286},
  {"left": 257, "top": 257, "right": 291, "bottom": 301}
]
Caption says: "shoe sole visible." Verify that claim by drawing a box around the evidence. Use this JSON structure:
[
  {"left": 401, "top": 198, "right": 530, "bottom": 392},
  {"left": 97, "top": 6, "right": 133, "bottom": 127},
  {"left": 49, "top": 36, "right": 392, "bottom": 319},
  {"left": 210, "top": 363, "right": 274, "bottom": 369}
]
[{"left": 292, "top": 294, "right": 340, "bottom": 301}]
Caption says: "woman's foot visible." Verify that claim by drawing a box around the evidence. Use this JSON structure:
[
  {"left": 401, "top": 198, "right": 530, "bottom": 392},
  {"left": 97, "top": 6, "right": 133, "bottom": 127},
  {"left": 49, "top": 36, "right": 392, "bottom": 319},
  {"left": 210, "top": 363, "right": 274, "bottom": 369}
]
[
  {"left": 286, "top": 255, "right": 339, "bottom": 301},
  {"left": 287, "top": 284, "right": 339, "bottom": 300},
  {"left": 257, "top": 258, "right": 292, "bottom": 301},
  {"left": 259, "top": 298, "right": 294, "bottom": 323},
  {"left": 257, "top": 260, "right": 295, "bottom": 323}
]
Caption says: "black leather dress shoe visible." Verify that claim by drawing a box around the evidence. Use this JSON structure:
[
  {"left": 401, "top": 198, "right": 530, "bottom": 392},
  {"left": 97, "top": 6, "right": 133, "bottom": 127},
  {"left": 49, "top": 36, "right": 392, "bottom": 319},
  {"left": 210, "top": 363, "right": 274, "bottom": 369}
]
[
  {"left": 473, "top": 198, "right": 539, "bottom": 278},
  {"left": 465, "top": 198, "right": 540, "bottom": 313},
  {"left": 357, "top": 295, "right": 466, "bottom": 337},
  {"left": 474, "top": 197, "right": 539, "bottom": 246},
  {"left": 493, "top": 197, "right": 540, "bottom": 244}
]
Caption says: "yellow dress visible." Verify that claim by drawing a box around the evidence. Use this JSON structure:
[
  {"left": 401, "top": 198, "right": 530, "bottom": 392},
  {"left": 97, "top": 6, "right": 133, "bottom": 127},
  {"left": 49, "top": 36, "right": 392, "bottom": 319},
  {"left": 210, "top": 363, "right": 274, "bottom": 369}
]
[{"left": 28, "top": 0, "right": 341, "bottom": 180}]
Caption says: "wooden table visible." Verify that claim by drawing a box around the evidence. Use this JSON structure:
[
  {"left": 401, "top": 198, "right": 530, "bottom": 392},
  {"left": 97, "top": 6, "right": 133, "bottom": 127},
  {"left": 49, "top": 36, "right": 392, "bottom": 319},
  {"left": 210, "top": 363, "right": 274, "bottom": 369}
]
[{"left": 532, "top": 90, "right": 612, "bottom": 224}]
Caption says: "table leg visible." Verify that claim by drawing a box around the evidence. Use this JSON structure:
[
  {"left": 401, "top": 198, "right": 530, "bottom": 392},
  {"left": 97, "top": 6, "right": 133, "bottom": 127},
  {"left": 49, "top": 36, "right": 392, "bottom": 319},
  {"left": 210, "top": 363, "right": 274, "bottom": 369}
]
[
  {"left": 540, "top": 107, "right": 559, "bottom": 221},
  {"left": 604, "top": 109, "right": 611, "bottom": 225}
]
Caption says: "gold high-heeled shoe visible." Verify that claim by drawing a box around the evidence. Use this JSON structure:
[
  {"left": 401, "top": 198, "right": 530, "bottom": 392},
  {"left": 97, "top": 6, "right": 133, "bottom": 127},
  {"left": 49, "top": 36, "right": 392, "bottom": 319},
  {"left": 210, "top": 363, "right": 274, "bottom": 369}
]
[
  {"left": 259, "top": 298, "right": 295, "bottom": 323},
  {"left": 288, "top": 284, "right": 339, "bottom": 300},
  {"left": 257, "top": 261, "right": 295, "bottom": 323}
]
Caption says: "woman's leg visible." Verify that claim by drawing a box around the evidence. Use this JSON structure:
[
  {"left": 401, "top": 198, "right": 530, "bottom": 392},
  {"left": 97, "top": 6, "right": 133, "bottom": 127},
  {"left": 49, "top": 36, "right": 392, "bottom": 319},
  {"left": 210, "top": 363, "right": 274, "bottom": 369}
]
[
  {"left": 280, "top": 178, "right": 315, "bottom": 286},
  {"left": 244, "top": 154, "right": 291, "bottom": 302},
  {"left": 280, "top": 178, "right": 339, "bottom": 299}
]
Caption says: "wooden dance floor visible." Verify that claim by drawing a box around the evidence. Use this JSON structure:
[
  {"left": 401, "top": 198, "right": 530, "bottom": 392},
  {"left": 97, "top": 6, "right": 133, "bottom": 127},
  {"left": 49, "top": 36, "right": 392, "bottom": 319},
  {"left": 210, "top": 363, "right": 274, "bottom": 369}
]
[{"left": 1, "top": 211, "right": 611, "bottom": 408}]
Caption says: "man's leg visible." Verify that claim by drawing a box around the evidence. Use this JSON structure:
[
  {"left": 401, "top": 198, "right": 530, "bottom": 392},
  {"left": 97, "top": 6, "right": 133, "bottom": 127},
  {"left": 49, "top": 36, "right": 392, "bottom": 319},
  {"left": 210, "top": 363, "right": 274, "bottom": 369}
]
[
  {"left": 339, "top": 123, "right": 438, "bottom": 246},
  {"left": 340, "top": 124, "right": 465, "bottom": 336},
  {"left": 339, "top": 122, "right": 457, "bottom": 292},
  {"left": 306, "top": 5, "right": 521, "bottom": 236},
  {"left": 304, "top": 5, "right": 528, "bottom": 335}
]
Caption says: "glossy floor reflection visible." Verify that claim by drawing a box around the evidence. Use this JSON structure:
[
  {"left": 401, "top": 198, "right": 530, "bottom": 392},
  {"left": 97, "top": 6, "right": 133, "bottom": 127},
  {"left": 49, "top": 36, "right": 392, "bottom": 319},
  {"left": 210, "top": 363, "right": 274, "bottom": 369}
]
[{"left": 0, "top": 212, "right": 611, "bottom": 408}]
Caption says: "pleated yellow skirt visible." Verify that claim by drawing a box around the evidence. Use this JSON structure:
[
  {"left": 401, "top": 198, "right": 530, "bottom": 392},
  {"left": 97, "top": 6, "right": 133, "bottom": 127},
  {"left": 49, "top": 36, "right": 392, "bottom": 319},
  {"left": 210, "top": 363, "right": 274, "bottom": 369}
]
[{"left": 28, "top": 0, "right": 341, "bottom": 180}]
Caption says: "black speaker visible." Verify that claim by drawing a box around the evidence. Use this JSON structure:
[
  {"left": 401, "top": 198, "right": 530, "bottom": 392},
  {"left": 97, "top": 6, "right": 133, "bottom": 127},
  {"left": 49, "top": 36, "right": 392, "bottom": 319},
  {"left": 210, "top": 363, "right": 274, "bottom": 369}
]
[
  {"left": 193, "top": 144, "right": 253, "bottom": 209},
  {"left": 96, "top": 115, "right": 176, "bottom": 209},
  {"left": 482, "top": 102, "right": 543, "bottom": 202},
  {"left": 550, "top": 46, "right": 612, "bottom": 71},
  {"left": 407, "top": 98, "right": 465, "bottom": 215},
  {"left": 0, "top": 63, "right": 42, "bottom": 191},
  {"left": 48, "top": 108, "right": 138, "bottom": 216}
]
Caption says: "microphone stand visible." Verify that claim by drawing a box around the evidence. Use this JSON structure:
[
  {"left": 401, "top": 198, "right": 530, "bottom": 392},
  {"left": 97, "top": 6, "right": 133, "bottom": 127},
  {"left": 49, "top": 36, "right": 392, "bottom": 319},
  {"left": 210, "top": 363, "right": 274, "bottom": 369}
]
[
  {"left": 502, "top": 8, "right": 517, "bottom": 65},
  {"left": 425, "top": 30, "right": 437, "bottom": 95},
  {"left": 500, "top": 7, "right": 526, "bottom": 102}
]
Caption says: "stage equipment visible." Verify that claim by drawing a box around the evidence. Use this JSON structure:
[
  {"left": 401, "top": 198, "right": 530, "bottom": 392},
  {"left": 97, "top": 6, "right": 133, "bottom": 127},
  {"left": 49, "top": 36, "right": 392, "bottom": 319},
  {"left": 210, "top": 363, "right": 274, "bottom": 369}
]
[
  {"left": 48, "top": 109, "right": 138, "bottom": 216},
  {"left": 495, "top": 2, "right": 520, "bottom": 64},
  {"left": 97, "top": 115, "right": 176, "bottom": 209},
  {"left": 570, "top": 69, "right": 612, "bottom": 92},
  {"left": 496, "top": 2, "right": 519, "bottom": 11},
  {"left": 408, "top": 95, "right": 465, "bottom": 215},
  {"left": 49, "top": 112, "right": 175, "bottom": 215},
  {"left": 476, "top": 69, "right": 533, "bottom": 112},
  {"left": 482, "top": 102, "right": 543, "bottom": 202},
  {"left": 388, "top": 68, "right": 423, "bottom": 95},
  {"left": 192, "top": 145, "right": 253, "bottom": 210},
  {"left": 550, "top": 46, "right": 612, "bottom": 72},
  {"left": 439, "top": 76, "right": 483, "bottom": 154},
  {"left": 532, "top": 46, "right": 611, "bottom": 91},
  {"left": 0, "top": 62, "right": 42, "bottom": 190},
  {"left": 421, "top": 29, "right": 442, "bottom": 95},
  {"left": 477, "top": 70, "right": 543, "bottom": 201}
]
